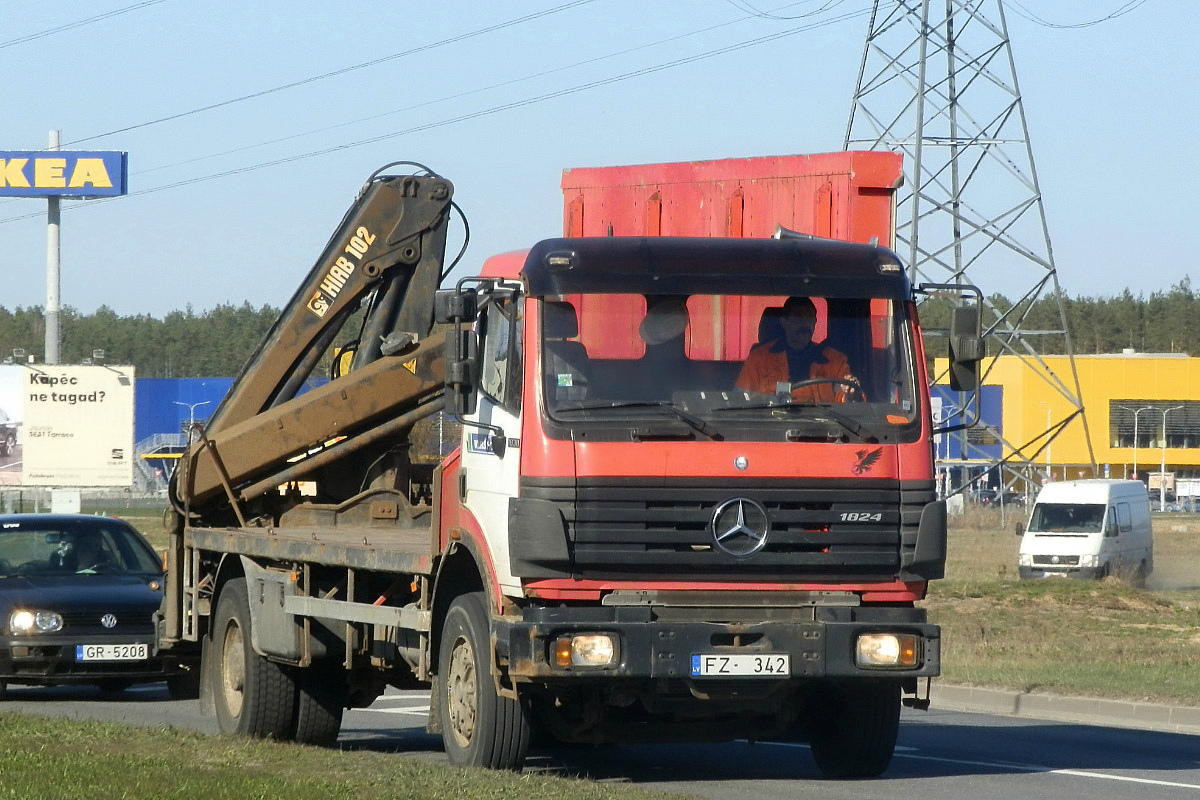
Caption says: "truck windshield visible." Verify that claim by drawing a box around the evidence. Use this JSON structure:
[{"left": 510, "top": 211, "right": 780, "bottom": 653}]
[
  {"left": 540, "top": 293, "right": 920, "bottom": 440},
  {"left": 1029, "top": 503, "right": 1106, "bottom": 534}
]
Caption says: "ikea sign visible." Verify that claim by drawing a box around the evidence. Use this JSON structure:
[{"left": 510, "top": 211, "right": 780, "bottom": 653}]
[{"left": 0, "top": 151, "right": 127, "bottom": 197}]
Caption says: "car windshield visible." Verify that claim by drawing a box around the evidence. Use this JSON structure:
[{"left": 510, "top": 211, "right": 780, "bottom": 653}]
[
  {"left": 540, "top": 292, "right": 919, "bottom": 440},
  {"left": 0, "top": 519, "right": 162, "bottom": 576},
  {"left": 1029, "top": 503, "right": 1106, "bottom": 534}
]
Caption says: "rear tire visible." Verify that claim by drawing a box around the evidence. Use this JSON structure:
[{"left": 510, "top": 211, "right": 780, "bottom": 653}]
[
  {"left": 808, "top": 681, "right": 901, "bottom": 779},
  {"left": 436, "top": 592, "right": 530, "bottom": 769},
  {"left": 211, "top": 578, "right": 296, "bottom": 739}
]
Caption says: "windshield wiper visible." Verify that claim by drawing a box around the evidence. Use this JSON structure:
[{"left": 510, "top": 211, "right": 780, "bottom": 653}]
[
  {"left": 555, "top": 400, "right": 720, "bottom": 440},
  {"left": 712, "top": 400, "right": 874, "bottom": 443}
]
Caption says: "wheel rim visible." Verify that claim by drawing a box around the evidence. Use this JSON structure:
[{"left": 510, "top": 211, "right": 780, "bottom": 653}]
[
  {"left": 220, "top": 618, "right": 246, "bottom": 717},
  {"left": 446, "top": 633, "right": 478, "bottom": 749}
]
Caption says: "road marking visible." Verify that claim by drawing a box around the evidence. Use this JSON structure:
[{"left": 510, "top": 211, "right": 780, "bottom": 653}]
[
  {"left": 755, "top": 742, "right": 1200, "bottom": 789},
  {"left": 367, "top": 705, "right": 430, "bottom": 716},
  {"left": 895, "top": 752, "right": 1200, "bottom": 790}
]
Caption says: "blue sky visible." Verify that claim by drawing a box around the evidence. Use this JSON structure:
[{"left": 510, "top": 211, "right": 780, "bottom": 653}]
[{"left": 1, "top": 0, "right": 1195, "bottom": 319}]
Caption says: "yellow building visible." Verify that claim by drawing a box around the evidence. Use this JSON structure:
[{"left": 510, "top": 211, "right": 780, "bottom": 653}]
[{"left": 966, "top": 353, "right": 1200, "bottom": 494}]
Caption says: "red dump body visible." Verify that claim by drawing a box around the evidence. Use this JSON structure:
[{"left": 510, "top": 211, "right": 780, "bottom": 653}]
[{"left": 561, "top": 151, "right": 902, "bottom": 244}]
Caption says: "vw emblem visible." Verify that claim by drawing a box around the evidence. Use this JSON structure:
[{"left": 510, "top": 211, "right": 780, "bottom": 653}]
[
  {"left": 710, "top": 497, "right": 770, "bottom": 558},
  {"left": 100, "top": 614, "right": 118, "bottom": 629}
]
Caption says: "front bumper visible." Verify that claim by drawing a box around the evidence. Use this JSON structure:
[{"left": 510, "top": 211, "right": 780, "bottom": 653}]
[
  {"left": 497, "top": 605, "right": 940, "bottom": 682},
  {"left": 1019, "top": 565, "right": 1103, "bottom": 581},
  {"left": 0, "top": 633, "right": 178, "bottom": 685}
]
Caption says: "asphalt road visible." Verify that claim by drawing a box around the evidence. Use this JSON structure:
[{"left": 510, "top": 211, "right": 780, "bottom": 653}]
[{"left": 3, "top": 683, "right": 1200, "bottom": 799}]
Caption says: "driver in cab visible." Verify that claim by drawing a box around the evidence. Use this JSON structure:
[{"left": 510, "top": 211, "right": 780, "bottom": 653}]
[{"left": 736, "top": 296, "right": 857, "bottom": 403}]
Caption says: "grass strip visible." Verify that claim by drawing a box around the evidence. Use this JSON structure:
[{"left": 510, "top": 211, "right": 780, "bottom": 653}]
[{"left": 0, "top": 714, "right": 688, "bottom": 800}]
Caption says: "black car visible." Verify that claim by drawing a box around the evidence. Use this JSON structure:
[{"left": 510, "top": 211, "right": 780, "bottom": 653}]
[{"left": 0, "top": 514, "right": 189, "bottom": 699}]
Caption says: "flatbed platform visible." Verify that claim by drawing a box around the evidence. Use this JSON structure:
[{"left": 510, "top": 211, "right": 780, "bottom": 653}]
[{"left": 186, "top": 523, "right": 435, "bottom": 575}]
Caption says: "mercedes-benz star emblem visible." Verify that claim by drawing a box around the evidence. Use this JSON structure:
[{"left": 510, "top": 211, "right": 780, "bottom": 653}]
[
  {"left": 710, "top": 497, "right": 770, "bottom": 558},
  {"left": 100, "top": 614, "right": 118, "bottom": 629}
]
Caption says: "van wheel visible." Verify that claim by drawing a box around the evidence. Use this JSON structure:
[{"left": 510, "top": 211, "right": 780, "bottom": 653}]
[
  {"left": 1131, "top": 561, "right": 1148, "bottom": 589},
  {"left": 437, "top": 592, "right": 530, "bottom": 769},
  {"left": 808, "top": 681, "right": 901, "bottom": 779},
  {"left": 211, "top": 578, "right": 297, "bottom": 739}
]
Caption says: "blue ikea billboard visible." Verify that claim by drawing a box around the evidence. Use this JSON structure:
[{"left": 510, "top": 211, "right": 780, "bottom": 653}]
[{"left": 0, "top": 150, "right": 127, "bottom": 197}]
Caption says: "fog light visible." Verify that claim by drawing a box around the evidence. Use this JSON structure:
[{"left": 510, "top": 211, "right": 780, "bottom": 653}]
[
  {"left": 10, "top": 610, "right": 64, "bottom": 635},
  {"left": 552, "top": 634, "right": 618, "bottom": 668},
  {"left": 856, "top": 633, "right": 919, "bottom": 668}
]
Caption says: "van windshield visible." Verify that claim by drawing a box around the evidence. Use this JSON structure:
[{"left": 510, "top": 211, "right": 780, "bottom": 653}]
[{"left": 1029, "top": 503, "right": 1105, "bottom": 534}]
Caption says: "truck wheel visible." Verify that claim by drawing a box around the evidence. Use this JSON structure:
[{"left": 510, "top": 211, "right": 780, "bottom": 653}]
[
  {"left": 292, "top": 664, "right": 346, "bottom": 745},
  {"left": 808, "top": 681, "right": 901, "bottom": 779},
  {"left": 211, "top": 578, "right": 297, "bottom": 739},
  {"left": 437, "top": 592, "right": 530, "bottom": 769}
]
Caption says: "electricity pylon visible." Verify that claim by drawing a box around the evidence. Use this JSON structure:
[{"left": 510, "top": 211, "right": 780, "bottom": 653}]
[{"left": 844, "top": 0, "right": 1096, "bottom": 498}]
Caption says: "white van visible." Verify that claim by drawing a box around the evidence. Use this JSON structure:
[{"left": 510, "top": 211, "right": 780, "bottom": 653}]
[{"left": 1017, "top": 479, "right": 1153, "bottom": 584}]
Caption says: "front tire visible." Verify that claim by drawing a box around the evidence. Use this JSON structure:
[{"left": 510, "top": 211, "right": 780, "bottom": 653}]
[
  {"left": 292, "top": 663, "right": 346, "bottom": 745},
  {"left": 211, "top": 578, "right": 296, "bottom": 739},
  {"left": 808, "top": 681, "right": 901, "bottom": 779},
  {"left": 437, "top": 592, "right": 530, "bottom": 769}
]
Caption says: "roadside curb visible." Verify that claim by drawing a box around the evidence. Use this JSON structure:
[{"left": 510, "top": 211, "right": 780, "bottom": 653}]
[{"left": 931, "top": 684, "right": 1200, "bottom": 736}]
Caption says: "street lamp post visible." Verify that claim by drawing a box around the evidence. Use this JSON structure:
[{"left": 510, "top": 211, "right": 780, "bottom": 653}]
[
  {"left": 1160, "top": 405, "right": 1184, "bottom": 510},
  {"left": 1132, "top": 405, "right": 1153, "bottom": 481},
  {"left": 174, "top": 400, "right": 212, "bottom": 443}
]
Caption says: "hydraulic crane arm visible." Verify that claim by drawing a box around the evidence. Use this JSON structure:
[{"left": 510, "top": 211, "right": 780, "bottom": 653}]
[{"left": 170, "top": 167, "right": 454, "bottom": 516}]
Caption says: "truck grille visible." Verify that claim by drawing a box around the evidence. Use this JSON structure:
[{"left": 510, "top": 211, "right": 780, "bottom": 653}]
[{"left": 521, "top": 477, "right": 934, "bottom": 583}]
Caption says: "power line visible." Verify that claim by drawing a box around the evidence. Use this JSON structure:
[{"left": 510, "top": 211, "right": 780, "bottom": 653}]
[
  {"left": 0, "top": 1, "right": 169, "bottom": 50},
  {"left": 723, "top": 0, "right": 850, "bottom": 20},
  {"left": 1006, "top": 0, "right": 1149, "bottom": 29},
  {"left": 129, "top": 4, "right": 821, "bottom": 177},
  {"left": 0, "top": 5, "right": 870, "bottom": 227},
  {"left": 64, "top": 0, "right": 598, "bottom": 148}
]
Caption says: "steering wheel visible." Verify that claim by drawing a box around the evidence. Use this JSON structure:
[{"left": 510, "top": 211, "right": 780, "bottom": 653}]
[{"left": 788, "top": 377, "right": 866, "bottom": 402}]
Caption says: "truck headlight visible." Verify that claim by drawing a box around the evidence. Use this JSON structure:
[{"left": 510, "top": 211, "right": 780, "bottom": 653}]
[
  {"left": 1079, "top": 553, "right": 1098, "bottom": 568},
  {"left": 9, "top": 610, "right": 63, "bottom": 634},
  {"left": 552, "top": 633, "right": 618, "bottom": 668},
  {"left": 856, "top": 633, "right": 919, "bottom": 668},
  {"left": 1017, "top": 553, "right": 1032, "bottom": 567}
]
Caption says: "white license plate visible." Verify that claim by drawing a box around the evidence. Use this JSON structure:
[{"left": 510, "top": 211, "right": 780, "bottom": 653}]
[
  {"left": 690, "top": 653, "right": 790, "bottom": 677},
  {"left": 75, "top": 643, "right": 149, "bottom": 662}
]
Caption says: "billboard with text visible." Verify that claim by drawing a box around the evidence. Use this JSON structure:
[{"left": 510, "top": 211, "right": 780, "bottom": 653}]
[{"left": 0, "top": 364, "right": 134, "bottom": 487}]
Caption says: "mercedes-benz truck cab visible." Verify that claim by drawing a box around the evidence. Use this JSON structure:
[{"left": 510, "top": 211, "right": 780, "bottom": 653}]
[{"left": 1017, "top": 479, "right": 1153, "bottom": 584}]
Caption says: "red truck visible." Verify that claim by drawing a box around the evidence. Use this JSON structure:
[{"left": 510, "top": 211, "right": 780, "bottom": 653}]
[{"left": 160, "top": 153, "right": 981, "bottom": 778}]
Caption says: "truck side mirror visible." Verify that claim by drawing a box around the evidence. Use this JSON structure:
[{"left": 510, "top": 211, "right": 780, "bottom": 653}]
[
  {"left": 948, "top": 305, "right": 984, "bottom": 391},
  {"left": 444, "top": 329, "right": 479, "bottom": 416},
  {"left": 1015, "top": 521, "right": 1024, "bottom": 536},
  {"left": 434, "top": 288, "right": 478, "bottom": 325}
]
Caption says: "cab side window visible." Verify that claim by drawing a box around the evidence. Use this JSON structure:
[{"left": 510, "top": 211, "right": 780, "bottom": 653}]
[{"left": 478, "top": 296, "right": 522, "bottom": 413}]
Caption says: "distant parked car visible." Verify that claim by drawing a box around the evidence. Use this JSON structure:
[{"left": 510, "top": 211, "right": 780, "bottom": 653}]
[
  {"left": 0, "top": 514, "right": 193, "bottom": 699},
  {"left": 0, "top": 408, "right": 15, "bottom": 456},
  {"left": 979, "top": 489, "right": 1025, "bottom": 508}
]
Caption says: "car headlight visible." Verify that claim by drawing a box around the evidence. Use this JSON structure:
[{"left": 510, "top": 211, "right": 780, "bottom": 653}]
[{"left": 9, "top": 610, "right": 64, "bottom": 634}]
